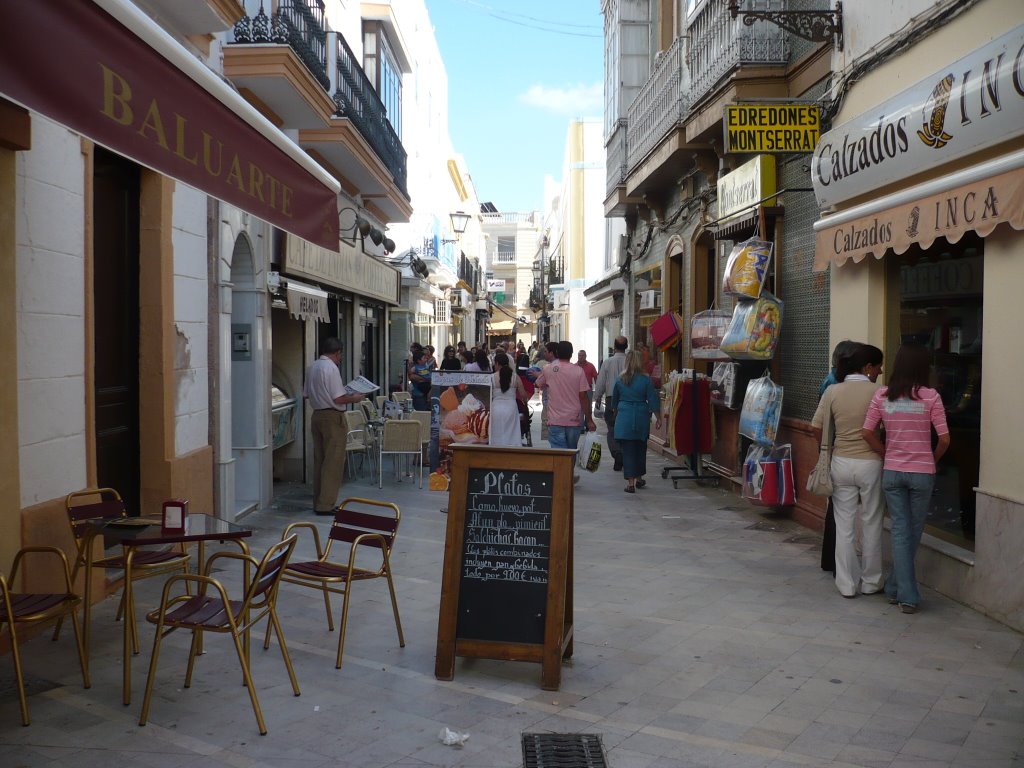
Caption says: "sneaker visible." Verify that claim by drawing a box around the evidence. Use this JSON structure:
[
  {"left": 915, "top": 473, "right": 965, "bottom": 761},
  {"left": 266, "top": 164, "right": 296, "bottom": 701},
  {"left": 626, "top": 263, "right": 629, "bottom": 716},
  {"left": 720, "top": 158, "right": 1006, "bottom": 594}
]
[
  {"left": 899, "top": 603, "right": 917, "bottom": 614},
  {"left": 888, "top": 596, "right": 899, "bottom": 605}
]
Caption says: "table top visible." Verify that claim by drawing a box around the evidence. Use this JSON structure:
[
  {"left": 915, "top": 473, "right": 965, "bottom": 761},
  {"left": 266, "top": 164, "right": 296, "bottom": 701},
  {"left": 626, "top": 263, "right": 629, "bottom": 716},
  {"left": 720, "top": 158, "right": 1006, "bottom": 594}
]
[{"left": 94, "top": 513, "right": 252, "bottom": 546}]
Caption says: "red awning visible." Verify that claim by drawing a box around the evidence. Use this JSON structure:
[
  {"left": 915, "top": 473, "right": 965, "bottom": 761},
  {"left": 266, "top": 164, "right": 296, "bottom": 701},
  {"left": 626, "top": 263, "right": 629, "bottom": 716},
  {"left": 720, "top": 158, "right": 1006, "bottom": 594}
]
[{"left": 0, "top": 0, "right": 340, "bottom": 250}]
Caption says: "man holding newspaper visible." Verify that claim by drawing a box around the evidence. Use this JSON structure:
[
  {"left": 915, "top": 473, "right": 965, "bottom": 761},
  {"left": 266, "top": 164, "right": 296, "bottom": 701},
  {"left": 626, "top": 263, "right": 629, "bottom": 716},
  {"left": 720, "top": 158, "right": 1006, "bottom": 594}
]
[{"left": 303, "top": 337, "right": 379, "bottom": 514}]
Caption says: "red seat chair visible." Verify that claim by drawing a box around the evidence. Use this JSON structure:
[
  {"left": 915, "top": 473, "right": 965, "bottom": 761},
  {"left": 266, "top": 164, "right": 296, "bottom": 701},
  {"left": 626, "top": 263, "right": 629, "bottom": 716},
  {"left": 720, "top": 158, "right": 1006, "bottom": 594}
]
[
  {"left": 1, "top": 547, "right": 90, "bottom": 725},
  {"left": 275, "top": 497, "right": 404, "bottom": 669}
]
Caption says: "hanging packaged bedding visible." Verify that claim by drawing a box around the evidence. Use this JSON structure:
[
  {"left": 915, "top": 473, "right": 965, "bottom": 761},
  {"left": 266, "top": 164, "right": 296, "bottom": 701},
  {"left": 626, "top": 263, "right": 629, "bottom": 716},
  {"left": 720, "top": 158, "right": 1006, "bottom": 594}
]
[
  {"left": 722, "top": 238, "right": 773, "bottom": 299},
  {"left": 742, "top": 443, "right": 795, "bottom": 507},
  {"left": 738, "top": 373, "right": 783, "bottom": 446},
  {"left": 719, "top": 292, "right": 783, "bottom": 360}
]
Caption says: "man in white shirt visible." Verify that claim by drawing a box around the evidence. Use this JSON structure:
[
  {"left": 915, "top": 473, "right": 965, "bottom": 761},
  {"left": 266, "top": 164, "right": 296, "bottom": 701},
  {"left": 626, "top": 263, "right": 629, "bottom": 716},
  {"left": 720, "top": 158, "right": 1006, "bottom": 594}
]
[
  {"left": 594, "top": 336, "right": 629, "bottom": 471},
  {"left": 304, "top": 337, "right": 365, "bottom": 514}
]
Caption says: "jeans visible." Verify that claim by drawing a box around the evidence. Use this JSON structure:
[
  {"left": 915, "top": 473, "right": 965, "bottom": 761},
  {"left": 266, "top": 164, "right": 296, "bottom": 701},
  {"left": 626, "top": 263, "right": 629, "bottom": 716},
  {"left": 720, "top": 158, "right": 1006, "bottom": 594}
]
[
  {"left": 548, "top": 425, "right": 583, "bottom": 451},
  {"left": 882, "top": 469, "right": 934, "bottom": 607},
  {"left": 411, "top": 388, "right": 430, "bottom": 412}
]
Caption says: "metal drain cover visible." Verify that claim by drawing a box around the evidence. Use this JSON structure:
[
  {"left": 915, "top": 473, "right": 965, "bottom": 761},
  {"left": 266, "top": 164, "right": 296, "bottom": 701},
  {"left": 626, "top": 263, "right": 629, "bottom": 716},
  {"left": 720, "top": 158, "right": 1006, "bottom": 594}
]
[{"left": 522, "top": 733, "right": 607, "bottom": 768}]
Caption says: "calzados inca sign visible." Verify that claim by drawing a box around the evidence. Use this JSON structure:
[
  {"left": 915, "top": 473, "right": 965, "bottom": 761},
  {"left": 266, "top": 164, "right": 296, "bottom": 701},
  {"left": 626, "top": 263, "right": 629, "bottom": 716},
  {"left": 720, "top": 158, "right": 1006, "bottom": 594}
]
[{"left": 811, "top": 25, "right": 1024, "bottom": 208}]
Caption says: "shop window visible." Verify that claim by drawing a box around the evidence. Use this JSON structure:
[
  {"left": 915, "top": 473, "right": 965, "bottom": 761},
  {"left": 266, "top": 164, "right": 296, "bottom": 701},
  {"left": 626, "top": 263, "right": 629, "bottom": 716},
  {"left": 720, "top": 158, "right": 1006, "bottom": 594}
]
[{"left": 890, "top": 233, "right": 982, "bottom": 547}]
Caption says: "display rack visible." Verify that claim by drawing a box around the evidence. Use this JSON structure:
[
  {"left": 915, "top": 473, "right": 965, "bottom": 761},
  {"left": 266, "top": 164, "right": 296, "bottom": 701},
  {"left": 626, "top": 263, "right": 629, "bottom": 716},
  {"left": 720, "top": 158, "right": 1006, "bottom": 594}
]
[{"left": 661, "top": 356, "right": 717, "bottom": 489}]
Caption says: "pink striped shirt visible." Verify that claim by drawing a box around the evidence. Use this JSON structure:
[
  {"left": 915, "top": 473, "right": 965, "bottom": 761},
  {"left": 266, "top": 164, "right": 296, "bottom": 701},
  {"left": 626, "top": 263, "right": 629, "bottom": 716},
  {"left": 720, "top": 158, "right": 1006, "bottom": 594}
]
[{"left": 863, "top": 386, "right": 948, "bottom": 474}]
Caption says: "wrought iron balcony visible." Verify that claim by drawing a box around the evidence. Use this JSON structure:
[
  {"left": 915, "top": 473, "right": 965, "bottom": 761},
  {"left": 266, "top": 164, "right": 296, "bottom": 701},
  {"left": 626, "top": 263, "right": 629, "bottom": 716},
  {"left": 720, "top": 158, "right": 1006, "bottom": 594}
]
[
  {"left": 333, "top": 32, "right": 408, "bottom": 195},
  {"left": 626, "top": 37, "right": 688, "bottom": 171},
  {"left": 232, "top": 0, "right": 329, "bottom": 91},
  {"left": 687, "top": 0, "right": 789, "bottom": 105}
]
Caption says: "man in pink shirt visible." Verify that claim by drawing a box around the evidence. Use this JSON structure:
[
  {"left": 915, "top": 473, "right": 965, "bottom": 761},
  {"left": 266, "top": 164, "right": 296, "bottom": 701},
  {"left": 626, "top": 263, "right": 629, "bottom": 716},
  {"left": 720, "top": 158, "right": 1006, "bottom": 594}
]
[{"left": 535, "top": 340, "right": 596, "bottom": 451}]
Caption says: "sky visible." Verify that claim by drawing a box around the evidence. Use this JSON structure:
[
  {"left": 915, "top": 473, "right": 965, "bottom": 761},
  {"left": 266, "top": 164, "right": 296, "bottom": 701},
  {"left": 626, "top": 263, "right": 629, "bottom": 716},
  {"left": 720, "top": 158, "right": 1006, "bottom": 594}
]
[{"left": 424, "top": 0, "right": 604, "bottom": 214}]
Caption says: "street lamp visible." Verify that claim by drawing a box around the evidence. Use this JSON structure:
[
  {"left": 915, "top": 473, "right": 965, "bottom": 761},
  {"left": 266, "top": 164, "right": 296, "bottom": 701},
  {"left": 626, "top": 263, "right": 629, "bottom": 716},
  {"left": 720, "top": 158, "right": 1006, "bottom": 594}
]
[{"left": 440, "top": 211, "right": 472, "bottom": 245}]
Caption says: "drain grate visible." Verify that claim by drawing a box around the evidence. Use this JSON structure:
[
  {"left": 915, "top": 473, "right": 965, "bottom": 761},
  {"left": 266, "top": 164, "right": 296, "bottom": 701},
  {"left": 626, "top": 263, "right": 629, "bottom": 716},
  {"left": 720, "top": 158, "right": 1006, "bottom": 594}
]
[{"left": 522, "top": 733, "right": 607, "bottom": 768}]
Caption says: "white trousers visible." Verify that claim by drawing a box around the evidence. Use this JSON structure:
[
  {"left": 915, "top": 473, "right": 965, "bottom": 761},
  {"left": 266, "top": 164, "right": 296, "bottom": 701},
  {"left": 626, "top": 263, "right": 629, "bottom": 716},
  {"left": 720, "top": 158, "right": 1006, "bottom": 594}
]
[{"left": 830, "top": 455, "right": 884, "bottom": 597}]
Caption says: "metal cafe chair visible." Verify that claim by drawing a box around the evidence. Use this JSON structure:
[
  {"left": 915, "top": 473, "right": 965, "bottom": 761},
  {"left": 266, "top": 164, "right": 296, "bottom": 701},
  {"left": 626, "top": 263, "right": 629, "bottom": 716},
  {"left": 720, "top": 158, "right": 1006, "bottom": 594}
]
[
  {"left": 407, "top": 410, "right": 432, "bottom": 458},
  {"left": 1, "top": 547, "right": 90, "bottom": 726},
  {"left": 61, "top": 488, "right": 190, "bottom": 663},
  {"left": 273, "top": 498, "right": 404, "bottom": 669},
  {"left": 139, "top": 534, "right": 299, "bottom": 736},
  {"left": 378, "top": 420, "right": 423, "bottom": 489},
  {"left": 343, "top": 409, "right": 374, "bottom": 478}
]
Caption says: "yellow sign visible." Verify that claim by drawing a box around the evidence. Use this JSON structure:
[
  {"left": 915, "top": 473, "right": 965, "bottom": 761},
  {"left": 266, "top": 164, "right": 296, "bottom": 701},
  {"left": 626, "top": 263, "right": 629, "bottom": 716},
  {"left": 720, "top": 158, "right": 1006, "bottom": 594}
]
[
  {"left": 725, "top": 104, "right": 820, "bottom": 153},
  {"left": 717, "top": 155, "right": 777, "bottom": 223}
]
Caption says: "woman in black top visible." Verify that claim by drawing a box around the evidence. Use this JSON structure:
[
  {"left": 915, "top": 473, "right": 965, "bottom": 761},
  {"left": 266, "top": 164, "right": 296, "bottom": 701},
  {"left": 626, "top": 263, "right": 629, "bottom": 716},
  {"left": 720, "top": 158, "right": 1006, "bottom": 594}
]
[{"left": 439, "top": 345, "right": 462, "bottom": 371}]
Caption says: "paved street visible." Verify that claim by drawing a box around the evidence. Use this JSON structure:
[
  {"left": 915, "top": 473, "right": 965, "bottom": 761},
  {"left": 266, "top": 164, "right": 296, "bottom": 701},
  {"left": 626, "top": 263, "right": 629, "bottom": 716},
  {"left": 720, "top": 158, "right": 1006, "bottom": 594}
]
[{"left": 2, "top": 421, "right": 1022, "bottom": 768}]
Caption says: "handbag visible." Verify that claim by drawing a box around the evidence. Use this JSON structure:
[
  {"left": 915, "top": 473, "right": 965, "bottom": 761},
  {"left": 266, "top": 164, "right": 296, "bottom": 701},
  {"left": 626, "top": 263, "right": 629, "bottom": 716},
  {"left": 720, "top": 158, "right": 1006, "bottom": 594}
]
[{"left": 805, "top": 405, "right": 834, "bottom": 496}]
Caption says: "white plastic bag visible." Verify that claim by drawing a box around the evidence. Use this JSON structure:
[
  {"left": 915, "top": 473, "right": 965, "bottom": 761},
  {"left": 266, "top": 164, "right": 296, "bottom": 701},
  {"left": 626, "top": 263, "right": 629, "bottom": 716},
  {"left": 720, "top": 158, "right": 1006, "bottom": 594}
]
[
  {"left": 439, "top": 727, "right": 470, "bottom": 747},
  {"left": 577, "top": 432, "right": 602, "bottom": 472}
]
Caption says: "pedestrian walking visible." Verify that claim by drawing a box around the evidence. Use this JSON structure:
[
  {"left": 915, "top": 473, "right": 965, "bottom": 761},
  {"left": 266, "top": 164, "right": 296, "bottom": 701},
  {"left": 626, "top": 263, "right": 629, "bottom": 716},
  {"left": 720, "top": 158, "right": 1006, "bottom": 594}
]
[
  {"left": 611, "top": 350, "right": 661, "bottom": 493},
  {"left": 535, "top": 340, "right": 596, "bottom": 458},
  {"left": 862, "top": 342, "right": 950, "bottom": 614},
  {"left": 594, "top": 336, "right": 628, "bottom": 471},
  {"left": 812, "top": 342, "right": 885, "bottom": 598},
  {"left": 303, "top": 337, "right": 365, "bottom": 514},
  {"left": 490, "top": 352, "right": 527, "bottom": 447}
]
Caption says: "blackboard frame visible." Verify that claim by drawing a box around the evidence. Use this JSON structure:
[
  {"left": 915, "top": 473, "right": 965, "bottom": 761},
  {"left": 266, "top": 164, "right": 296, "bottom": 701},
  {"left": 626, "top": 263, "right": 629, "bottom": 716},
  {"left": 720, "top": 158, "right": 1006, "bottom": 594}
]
[{"left": 434, "top": 445, "right": 576, "bottom": 690}]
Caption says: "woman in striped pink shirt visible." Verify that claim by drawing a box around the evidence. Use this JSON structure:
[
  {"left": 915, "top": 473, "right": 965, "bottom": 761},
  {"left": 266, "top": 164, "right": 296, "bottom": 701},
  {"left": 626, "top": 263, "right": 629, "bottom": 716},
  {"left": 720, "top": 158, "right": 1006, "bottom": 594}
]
[{"left": 862, "top": 343, "right": 950, "bottom": 614}]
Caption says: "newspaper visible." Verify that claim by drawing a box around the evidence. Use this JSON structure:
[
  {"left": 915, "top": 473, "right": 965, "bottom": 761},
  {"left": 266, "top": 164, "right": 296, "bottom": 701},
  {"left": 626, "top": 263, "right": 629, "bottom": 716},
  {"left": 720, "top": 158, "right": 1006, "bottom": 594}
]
[{"left": 344, "top": 375, "right": 380, "bottom": 396}]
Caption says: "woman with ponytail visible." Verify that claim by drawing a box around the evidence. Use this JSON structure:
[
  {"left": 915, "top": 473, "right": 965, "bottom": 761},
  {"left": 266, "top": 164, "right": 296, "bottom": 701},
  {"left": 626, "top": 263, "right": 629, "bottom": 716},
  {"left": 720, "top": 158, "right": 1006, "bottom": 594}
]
[{"left": 490, "top": 351, "right": 527, "bottom": 447}]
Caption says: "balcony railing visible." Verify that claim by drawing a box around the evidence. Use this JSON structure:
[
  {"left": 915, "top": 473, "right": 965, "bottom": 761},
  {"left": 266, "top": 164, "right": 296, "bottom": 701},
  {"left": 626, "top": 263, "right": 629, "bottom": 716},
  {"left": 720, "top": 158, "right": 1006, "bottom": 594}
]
[
  {"left": 605, "top": 118, "right": 628, "bottom": 199},
  {"left": 494, "top": 251, "right": 517, "bottom": 264},
  {"left": 333, "top": 32, "right": 408, "bottom": 195},
  {"left": 686, "top": 0, "right": 789, "bottom": 105},
  {"left": 627, "top": 37, "right": 688, "bottom": 171},
  {"left": 232, "top": 0, "right": 329, "bottom": 91}
]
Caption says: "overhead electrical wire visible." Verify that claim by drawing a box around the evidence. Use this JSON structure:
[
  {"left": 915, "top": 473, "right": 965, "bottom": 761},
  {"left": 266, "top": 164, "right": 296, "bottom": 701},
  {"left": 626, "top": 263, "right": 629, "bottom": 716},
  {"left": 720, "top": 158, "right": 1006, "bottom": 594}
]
[{"left": 450, "top": 0, "right": 602, "bottom": 38}]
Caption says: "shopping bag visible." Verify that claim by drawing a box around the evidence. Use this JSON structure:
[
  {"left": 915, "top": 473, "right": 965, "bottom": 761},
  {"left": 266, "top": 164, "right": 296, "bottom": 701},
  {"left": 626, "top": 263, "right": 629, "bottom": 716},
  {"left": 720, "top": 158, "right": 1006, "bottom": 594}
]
[
  {"left": 738, "top": 373, "right": 783, "bottom": 446},
  {"left": 578, "top": 432, "right": 602, "bottom": 472}
]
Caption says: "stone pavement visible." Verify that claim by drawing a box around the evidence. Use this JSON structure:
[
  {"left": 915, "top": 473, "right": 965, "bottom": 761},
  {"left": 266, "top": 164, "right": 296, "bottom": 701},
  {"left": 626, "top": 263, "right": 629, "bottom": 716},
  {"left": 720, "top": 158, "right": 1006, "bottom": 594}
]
[{"left": 2, "top": 419, "right": 1022, "bottom": 767}]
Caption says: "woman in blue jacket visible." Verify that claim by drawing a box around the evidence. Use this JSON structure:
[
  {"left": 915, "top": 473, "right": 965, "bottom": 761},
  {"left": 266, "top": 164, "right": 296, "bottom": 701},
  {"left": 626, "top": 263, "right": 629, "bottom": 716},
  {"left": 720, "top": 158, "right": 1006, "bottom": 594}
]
[{"left": 612, "top": 350, "right": 662, "bottom": 493}]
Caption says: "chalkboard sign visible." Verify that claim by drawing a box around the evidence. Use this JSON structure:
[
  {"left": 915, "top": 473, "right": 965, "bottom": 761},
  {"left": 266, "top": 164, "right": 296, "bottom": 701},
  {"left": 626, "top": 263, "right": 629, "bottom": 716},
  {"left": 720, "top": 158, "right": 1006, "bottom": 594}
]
[
  {"left": 435, "top": 445, "right": 576, "bottom": 690},
  {"left": 457, "top": 468, "right": 553, "bottom": 644}
]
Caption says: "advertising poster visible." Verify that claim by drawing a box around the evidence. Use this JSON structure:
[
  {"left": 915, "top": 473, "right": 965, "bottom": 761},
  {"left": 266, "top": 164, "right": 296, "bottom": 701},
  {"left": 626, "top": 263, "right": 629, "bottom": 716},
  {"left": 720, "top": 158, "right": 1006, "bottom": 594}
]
[{"left": 428, "top": 372, "right": 493, "bottom": 491}]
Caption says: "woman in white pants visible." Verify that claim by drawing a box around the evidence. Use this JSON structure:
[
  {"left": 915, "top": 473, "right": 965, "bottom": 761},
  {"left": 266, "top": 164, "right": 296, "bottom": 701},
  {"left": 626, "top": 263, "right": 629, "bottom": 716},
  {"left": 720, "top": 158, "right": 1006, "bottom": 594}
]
[{"left": 812, "top": 344, "right": 885, "bottom": 598}]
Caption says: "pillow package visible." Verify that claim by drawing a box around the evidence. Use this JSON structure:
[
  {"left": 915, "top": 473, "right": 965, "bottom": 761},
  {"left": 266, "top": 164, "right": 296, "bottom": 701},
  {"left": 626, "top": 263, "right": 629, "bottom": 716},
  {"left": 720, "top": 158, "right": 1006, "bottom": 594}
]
[
  {"left": 719, "top": 292, "right": 783, "bottom": 360},
  {"left": 722, "top": 238, "right": 773, "bottom": 299}
]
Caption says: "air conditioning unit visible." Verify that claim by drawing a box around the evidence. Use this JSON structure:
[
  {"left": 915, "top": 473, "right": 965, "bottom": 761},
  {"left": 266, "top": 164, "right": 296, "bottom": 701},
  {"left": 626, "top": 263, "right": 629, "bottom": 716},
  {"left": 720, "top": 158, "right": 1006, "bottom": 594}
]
[{"left": 639, "top": 290, "right": 661, "bottom": 310}]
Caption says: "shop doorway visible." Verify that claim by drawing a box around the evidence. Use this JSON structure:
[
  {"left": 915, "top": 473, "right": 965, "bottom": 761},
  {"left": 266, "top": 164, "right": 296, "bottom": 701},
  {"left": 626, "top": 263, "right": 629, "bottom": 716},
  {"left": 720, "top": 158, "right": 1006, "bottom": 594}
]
[
  {"left": 92, "top": 148, "right": 140, "bottom": 511},
  {"left": 360, "top": 304, "right": 381, "bottom": 381},
  {"left": 890, "top": 233, "right": 983, "bottom": 546}
]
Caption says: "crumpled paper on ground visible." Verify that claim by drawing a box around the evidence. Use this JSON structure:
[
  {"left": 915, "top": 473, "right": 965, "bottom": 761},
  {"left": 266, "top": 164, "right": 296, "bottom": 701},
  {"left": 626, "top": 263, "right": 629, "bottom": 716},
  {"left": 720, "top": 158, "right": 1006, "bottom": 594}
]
[{"left": 438, "top": 727, "right": 470, "bottom": 747}]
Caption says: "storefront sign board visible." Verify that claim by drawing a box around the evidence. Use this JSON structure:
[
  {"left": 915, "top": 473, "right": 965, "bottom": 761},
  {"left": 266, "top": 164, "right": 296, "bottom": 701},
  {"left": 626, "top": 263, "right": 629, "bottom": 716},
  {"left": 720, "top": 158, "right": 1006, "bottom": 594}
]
[
  {"left": 724, "top": 105, "right": 820, "bottom": 154},
  {"left": 812, "top": 25, "right": 1024, "bottom": 209},
  {"left": 717, "top": 155, "right": 777, "bottom": 223}
]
